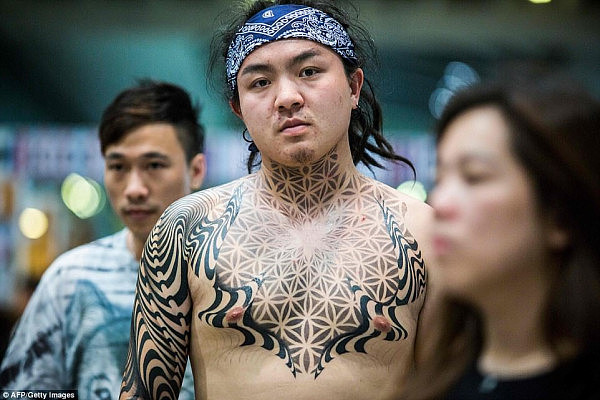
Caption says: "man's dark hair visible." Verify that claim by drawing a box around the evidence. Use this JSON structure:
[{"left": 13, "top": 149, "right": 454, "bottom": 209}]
[
  {"left": 208, "top": 0, "right": 414, "bottom": 175},
  {"left": 99, "top": 79, "right": 205, "bottom": 162}
]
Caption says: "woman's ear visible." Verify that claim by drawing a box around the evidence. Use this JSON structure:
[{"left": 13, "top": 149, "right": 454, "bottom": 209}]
[
  {"left": 547, "top": 227, "right": 570, "bottom": 251},
  {"left": 545, "top": 215, "right": 570, "bottom": 251}
]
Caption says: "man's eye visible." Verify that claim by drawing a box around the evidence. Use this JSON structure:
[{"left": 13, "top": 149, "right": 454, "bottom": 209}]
[
  {"left": 301, "top": 68, "right": 318, "bottom": 77},
  {"left": 253, "top": 79, "right": 269, "bottom": 88},
  {"left": 107, "top": 164, "right": 123, "bottom": 171},
  {"left": 148, "top": 162, "right": 166, "bottom": 170}
]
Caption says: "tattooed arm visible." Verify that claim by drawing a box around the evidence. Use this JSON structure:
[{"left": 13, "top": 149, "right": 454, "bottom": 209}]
[{"left": 120, "top": 204, "right": 193, "bottom": 399}]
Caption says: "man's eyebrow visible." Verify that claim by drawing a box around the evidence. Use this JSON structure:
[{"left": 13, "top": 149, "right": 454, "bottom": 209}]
[
  {"left": 105, "top": 151, "right": 170, "bottom": 161},
  {"left": 239, "top": 47, "right": 324, "bottom": 77},
  {"left": 239, "top": 63, "right": 273, "bottom": 77},
  {"left": 287, "top": 48, "right": 322, "bottom": 69}
]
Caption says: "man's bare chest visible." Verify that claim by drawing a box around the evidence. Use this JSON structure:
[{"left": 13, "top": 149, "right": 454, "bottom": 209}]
[
  {"left": 216, "top": 208, "right": 400, "bottom": 300},
  {"left": 187, "top": 193, "right": 426, "bottom": 377}
]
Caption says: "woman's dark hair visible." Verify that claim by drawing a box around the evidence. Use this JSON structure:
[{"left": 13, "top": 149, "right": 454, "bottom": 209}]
[
  {"left": 208, "top": 0, "right": 414, "bottom": 175},
  {"left": 99, "top": 79, "right": 205, "bottom": 163},
  {"left": 402, "top": 69, "right": 600, "bottom": 399}
]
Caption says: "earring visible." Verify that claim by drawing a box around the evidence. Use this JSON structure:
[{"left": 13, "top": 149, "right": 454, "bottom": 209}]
[{"left": 242, "top": 128, "right": 259, "bottom": 152}]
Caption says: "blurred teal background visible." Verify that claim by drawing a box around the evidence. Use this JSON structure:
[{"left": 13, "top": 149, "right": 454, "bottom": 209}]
[{"left": 2, "top": 0, "right": 599, "bottom": 128}]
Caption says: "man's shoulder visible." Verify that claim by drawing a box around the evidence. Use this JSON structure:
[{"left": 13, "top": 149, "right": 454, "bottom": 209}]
[
  {"left": 369, "top": 179, "right": 431, "bottom": 212},
  {"left": 44, "top": 230, "right": 132, "bottom": 278},
  {"left": 169, "top": 175, "right": 254, "bottom": 214},
  {"left": 25, "top": 229, "right": 136, "bottom": 320},
  {"left": 367, "top": 179, "right": 433, "bottom": 242},
  {"left": 54, "top": 229, "right": 126, "bottom": 258}
]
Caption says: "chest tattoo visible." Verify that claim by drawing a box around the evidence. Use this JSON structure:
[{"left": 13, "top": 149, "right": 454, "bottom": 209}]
[{"left": 191, "top": 183, "right": 426, "bottom": 378}]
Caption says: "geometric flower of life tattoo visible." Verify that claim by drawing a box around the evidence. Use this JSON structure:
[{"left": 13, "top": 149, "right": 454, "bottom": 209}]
[{"left": 193, "top": 183, "right": 426, "bottom": 378}]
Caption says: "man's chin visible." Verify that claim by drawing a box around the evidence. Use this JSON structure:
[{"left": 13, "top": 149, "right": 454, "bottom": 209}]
[
  {"left": 127, "top": 225, "right": 154, "bottom": 242},
  {"left": 291, "top": 148, "right": 316, "bottom": 164}
]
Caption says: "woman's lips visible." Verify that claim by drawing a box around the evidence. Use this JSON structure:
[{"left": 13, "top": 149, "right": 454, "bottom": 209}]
[{"left": 432, "top": 235, "right": 453, "bottom": 257}]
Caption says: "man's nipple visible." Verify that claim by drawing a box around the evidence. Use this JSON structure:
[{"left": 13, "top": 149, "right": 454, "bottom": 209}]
[
  {"left": 225, "top": 306, "right": 246, "bottom": 323},
  {"left": 372, "top": 315, "right": 392, "bottom": 333}
]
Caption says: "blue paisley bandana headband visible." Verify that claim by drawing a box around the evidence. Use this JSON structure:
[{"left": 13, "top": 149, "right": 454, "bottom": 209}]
[{"left": 226, "top": 4, "right": 358, "bottom": 93}]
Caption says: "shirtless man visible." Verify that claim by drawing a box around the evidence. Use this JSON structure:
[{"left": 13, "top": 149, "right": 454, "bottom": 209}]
[{"left": 121, "top": 2, "right": 433, "bottom": 399}]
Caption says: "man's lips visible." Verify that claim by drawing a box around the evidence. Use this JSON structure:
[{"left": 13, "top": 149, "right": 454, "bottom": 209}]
[
  {"left": 123, "top": 208, "right": 154, "bottom": 219},
  {"left": 280, "top": 118, "right": 308, "bottom": 134}
]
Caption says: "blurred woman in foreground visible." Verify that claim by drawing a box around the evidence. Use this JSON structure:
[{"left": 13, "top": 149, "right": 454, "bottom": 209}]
[{"left": 404, "top": 69, "right": 600, "bottom": 399}]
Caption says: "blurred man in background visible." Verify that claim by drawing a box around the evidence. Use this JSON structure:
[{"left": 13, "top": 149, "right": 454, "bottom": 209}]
[{"left": 0, "top": 80, "right": 206, "bottom": 399}]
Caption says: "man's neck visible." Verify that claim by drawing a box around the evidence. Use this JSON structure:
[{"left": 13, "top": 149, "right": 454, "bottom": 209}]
[
  {"left": 256, "top": 148, "right": 361, "bottom": 221},
  {"left": 126, "top": 230, "right": 144, "bottom": 261}
]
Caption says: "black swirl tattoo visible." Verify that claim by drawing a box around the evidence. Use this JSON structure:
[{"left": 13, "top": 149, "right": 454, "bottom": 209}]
[{"left": 121, "top": 205, "right": 194, "bottom": 399}]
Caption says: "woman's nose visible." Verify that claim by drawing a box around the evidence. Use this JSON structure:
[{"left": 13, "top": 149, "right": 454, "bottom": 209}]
[{"left": 430, "top": 184, "right": 459, "bottom": 220}]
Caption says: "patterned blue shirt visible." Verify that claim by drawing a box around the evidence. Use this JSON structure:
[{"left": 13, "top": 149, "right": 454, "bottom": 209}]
[{"left": 0, "top": 229, "right": 195, "bottom": 399}]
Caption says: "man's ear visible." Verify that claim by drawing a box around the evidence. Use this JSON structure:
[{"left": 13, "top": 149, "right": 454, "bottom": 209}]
[
  {"left": 350, "top": 68, "right": 364, "bottom": 109},
  {"left": 189, "top": 153, "right": 207, "bottom": 191},
  {"left": 230, "top": 100, "right": 243, "bottom": 120}
]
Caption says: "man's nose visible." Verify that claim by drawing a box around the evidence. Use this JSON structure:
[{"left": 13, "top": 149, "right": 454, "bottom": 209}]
[
  {"left": 124, "top": 170, "right": 149, "bottom": 202},
  {"left": 275, "top": 78, "right": 304, "bottom": 112}
]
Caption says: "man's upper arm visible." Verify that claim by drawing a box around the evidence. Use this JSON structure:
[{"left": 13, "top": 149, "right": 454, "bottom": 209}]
[
  {"left": 120, "top": 209, "right": 193, "bottom": 399},
  {"left": 0, "top": 270, "right": 66, "bottom": 389}
]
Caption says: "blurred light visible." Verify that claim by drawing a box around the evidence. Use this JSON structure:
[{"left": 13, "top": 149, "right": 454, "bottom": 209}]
[
  {"left": 429, "top": 61, "right": 479, "bottom": 119},
  {"left": 443, "top": 61, "right": 479, "bottom": 92},
  {"left": 19, "top": 208, "right": 49, "bottom": 239},
  {"left": 396, "top": 180, "right": 428, "bottom": 202},
  {"left": 529, "top": 0, "right": 551, "bottom": 3},
  {"left": 61, "top": 173, "right": 106, "bottom": 219},
  {"left": 429, "top": 88, "right": 454, "bottom": 120}
]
